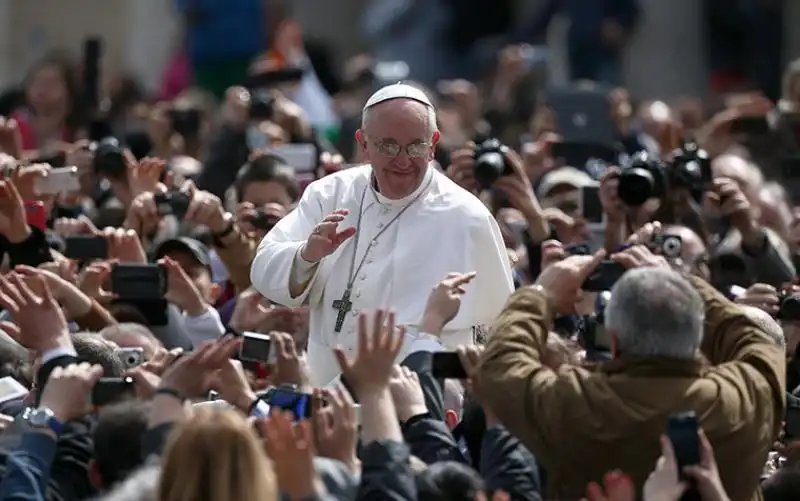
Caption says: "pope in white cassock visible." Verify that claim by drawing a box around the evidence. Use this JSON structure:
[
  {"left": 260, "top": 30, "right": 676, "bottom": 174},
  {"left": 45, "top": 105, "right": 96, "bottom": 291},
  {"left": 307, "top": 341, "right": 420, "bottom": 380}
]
[{"left": 250, "top": 83, "right": 514, "bottom": 385}]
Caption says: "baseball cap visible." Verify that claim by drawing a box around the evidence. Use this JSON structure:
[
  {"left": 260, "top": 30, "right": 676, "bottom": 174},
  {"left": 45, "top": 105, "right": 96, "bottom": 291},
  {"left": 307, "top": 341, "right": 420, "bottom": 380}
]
[
  {"left": 153, "top": 237, "right": 211, "bottom": 270},
  {"left": 536, "top": 166, "right": 598, "bottom": 199},
  {"left": 363, "top": 83, "right": 433, "bottom": 111}
]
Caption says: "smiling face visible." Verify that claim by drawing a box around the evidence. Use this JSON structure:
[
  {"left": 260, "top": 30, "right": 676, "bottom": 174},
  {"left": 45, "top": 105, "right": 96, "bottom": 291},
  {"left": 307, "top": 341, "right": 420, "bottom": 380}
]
[{"left": 356, "top": 99, "right": 440, "bottom": 199}]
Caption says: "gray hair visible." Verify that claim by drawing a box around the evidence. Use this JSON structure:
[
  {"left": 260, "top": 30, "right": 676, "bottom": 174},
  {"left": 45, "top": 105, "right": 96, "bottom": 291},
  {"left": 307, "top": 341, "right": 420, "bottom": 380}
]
[
  {"left": 739, "top": 305, "right": 785, "bottom": 350},
  {"left": 361, "top": 99, "right": 437, "bottom": 138},
  {"left": 96, "top": 463, "right": 160, "bottom": 501},
  {"left": 605, "top": 268, "right": 704, "bottom": 359}
]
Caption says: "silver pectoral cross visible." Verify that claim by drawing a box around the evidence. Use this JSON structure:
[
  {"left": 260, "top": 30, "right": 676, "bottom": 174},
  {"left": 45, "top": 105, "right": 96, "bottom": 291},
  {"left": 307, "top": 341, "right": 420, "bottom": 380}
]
[{"left": 332, "top": 288, "right": 353, "bottom": 333}]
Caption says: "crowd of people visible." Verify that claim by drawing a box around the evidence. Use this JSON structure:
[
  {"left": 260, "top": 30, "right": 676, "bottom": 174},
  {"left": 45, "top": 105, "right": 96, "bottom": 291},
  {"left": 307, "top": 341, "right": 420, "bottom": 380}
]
[{"left": 0, "top": 4, "right": 799, "bottom": 501}]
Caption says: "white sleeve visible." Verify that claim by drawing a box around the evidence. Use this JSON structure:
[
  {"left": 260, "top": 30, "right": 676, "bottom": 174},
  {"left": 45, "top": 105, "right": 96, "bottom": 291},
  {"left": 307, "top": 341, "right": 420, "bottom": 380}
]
[
  {"left": 182, "top": 306, "right": 226, "bottom": 345},
  {"left": 449, "top": 209, "right": 514, "bottom": 330},
  {"left": 250, "top": 181, "right": 327, "bottom": 307}
]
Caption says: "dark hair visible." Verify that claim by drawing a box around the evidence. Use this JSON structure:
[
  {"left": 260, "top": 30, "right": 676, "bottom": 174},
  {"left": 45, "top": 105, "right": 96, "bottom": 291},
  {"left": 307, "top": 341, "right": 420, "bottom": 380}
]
[
  {"left": 415, "top": 461, "right": 486, "bottom": 501},
  {"left": 93, "top": 400, "right": 150, "bottom": 488},
  {"left": 234, "top": 153, "right": 300, "bottom": 203},
  {"left": 763, "top": 467, "right": 800, "bottom": 501},
  {"left": 106, "top": 302, "right": 151, "bottom": 328},
  {"left": 71, "top": 332, "right": 125, "bottom": 377},
  {"left": 24, "top": 50, "right": 86, "bottom": 131}
]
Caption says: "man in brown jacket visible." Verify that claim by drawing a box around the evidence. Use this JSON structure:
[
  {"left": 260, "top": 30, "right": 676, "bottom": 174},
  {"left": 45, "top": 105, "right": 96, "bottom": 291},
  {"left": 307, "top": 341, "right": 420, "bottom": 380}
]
[{"left": 479, "top": 246, "right": 786, "bottom": 500}]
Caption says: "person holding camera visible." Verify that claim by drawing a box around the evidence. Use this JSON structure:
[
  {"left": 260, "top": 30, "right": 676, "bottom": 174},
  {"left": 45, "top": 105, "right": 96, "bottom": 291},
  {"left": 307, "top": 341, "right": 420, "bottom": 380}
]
[{"left": 250, "top": 83, "right": 513, "bottom": 386}]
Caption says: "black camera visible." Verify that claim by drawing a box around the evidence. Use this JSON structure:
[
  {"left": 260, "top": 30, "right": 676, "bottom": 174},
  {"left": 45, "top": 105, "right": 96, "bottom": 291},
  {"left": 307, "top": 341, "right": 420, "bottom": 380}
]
[
  {"left": 777, "top": 291, "right": 800, "bottom": 321},
  {"left": 168, "top": 108, "right": 202, "bottom": 139},
  {"left": 617, "top": 151, "right": 667, "bottom": 206},
  {"left": 473, "top": 138, "right": 512, "bottom": 190},
  {"left": 249, "top": 91, "right": 275, "bottom": 121},
  {"left": 91, "top": 137, "right": 126, "bottom": 178},
  {"left": 668, "top": 142, "right": 712, "bottom": 200},
  {"left": 651, "top": 234, "right": 683, "bottom": 259}
]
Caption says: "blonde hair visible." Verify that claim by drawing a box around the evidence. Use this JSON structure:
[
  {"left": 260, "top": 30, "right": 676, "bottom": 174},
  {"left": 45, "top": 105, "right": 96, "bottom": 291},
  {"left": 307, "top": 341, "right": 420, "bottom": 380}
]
[{"left": 158, "top": 408, "right": 277, "bottom": 501}]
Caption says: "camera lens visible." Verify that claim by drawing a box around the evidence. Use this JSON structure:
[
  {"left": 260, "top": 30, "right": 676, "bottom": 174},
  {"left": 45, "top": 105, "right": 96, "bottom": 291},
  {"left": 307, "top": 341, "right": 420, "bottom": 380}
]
[
  {"left": 617, "top": 167, "right": 655, "bottom": 206},
  {"left": 473, "top": 138, "right": 510, "bottom": 191},
  {"left": 779, "top": 293, "right": 800, "bottom": 320},
  {"left": 661, "top": 236, "right": 683, "bottom": 259},
  {"left": 93, "top": 137, "right": 126, "bottom": 178}
]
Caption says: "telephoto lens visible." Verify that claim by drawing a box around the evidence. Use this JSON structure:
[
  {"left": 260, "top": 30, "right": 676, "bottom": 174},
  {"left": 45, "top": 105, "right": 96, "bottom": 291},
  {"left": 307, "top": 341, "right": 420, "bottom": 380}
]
[
  {"left": 617, "top": 151, "right": 666, "bottom": 206},
  {"left": 473, "top": 138, "right": 512, "bottom": 191}
]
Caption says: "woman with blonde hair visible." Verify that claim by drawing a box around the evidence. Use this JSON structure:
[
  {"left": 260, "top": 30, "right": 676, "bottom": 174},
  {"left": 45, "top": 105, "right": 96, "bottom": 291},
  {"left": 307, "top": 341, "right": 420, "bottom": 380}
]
[{"left": 158, "top": 407, "right": 277, "bottom": 501}]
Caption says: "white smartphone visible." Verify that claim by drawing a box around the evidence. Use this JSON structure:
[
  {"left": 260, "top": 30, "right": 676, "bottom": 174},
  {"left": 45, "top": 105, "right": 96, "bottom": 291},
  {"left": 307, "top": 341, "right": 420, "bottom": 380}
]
[
  {"left": 0, "top": 376, "right": 28, "bottom": 404},
  {"left": 271, "top": 144, "right": 317, "bottom": 173},
  {"left": 35, "top": 166, "right": 80, "bottom": 195}
]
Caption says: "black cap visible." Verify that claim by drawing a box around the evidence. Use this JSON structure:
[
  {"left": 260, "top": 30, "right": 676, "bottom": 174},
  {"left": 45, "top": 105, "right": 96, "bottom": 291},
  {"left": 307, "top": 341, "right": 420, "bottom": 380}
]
[{"left": 153, "top": 237, "right": 211, "bottom": 269}]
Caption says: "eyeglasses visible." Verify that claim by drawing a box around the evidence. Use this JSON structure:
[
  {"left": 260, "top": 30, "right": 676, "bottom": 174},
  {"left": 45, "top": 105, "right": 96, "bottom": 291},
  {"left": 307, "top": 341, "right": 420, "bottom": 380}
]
[{"left": 373, "top": 140, "right": 432, "bottom": 159}]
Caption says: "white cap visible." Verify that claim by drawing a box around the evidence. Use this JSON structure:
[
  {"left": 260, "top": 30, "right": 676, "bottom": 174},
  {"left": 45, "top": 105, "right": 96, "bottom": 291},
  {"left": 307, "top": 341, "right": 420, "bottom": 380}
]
[
  {"left": 536, "top": 166, "right": 598, "bottom": 199},
  {"left": 363, "top": 83, "right": 434, "bottom": 111}
]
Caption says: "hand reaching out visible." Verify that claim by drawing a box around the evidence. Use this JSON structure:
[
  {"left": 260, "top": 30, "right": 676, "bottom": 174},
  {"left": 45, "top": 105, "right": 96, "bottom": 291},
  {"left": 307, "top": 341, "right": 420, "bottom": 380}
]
[
  {"left": 334, "top": 310, "right": 405, "bottom": 397},
  {"left": 541, "top": 239, "right": 567, "bottom": 270},
  {"left": 270, "top": 332, "right": 312, "bottom": 390},
  {"left": 733, "top": 283, "right": 780, "bottom": 315},
  {"left": 0, "top": 271, "right": 71, "bottom": 353},
  {"left": 76, "top": 260, "right": 117, "bottom": 302},
  {"left": 420, "top": 272, "right": 476, "bottom": 335},
  {"left": 584, "top": 471, "right": 636, "bottom": 501},
  {"left": 105, "top": 227, "right": 147, "bottom": 264},
  {"left": 127, "top": 157, "right": 165, "bottom": 199},
  {"left": 159, "top": 256, "right": 207, "bottom": 316},
  {"left": 158, "top": 336, "right": 241, "bottom": 399},
  {"left": 535, "top": 252, "right": 605, "bottom": 315},
  {"left": 388, "top": 365, "right": 427, "bottom": 422}
]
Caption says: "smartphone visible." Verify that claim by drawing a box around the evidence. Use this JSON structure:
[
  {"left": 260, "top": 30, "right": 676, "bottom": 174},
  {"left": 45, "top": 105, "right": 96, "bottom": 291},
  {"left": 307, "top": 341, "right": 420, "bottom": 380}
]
[
  {"left": 431, "top": 352, "right": 468, "bottom": 379},
  {"left": 64, "top": 235, "right": 109, "bottom": 260},
  {"left": 264, "top": 386, "right": 313, "bottom": 419},
  {"left": 666, "top": 411, "right": 701, "bottom": 481},
  {"left": 272, "top": 144, "right": 317, "bottom": 173},
  {"left": 248, "top": 91, "right": 274, "bottom": 121},
  {"left": 35, "top": 166, "right": 80, "bottom": 195},
  {"left": 240, "top": 332, "right": 272, "bottom": 363},
  {"left": 110, "top": 264, "right": 167, "bottom": 300},
  {"left": 24, "top": 201, "right": 46, "bottom": 232},
  {"left": 582, "top": 261, "right": 627, "bottom": 292},
  {"left": 116, "top": 347, "right": 144, "bottom": 370},
  {"left": 729, "top": 116, "right": 770, "bottom": 135},
  {"left": 0, "top": 376, "right": 28, "bottom": 404},
  {"left": 154, "top": 191, "right": 191, "bottom": 219},
  {"left": 580, "top": 186, "right": 604, "bottom": 225},
  {"left": 92, "top": 376, "right": 134, "bottom": 407},
  {"left": 784, "top": 401, "right": 800, "bottom": 441}
]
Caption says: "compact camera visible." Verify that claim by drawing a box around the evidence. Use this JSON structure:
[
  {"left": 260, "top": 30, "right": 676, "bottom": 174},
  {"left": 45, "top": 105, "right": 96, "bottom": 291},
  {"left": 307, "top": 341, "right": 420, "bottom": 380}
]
[
  {"left": 650, "top": 234, "right": 683, "bottom": 259},
  {"left": 91, "top": 137, "right": 126, "bottom": 178}
]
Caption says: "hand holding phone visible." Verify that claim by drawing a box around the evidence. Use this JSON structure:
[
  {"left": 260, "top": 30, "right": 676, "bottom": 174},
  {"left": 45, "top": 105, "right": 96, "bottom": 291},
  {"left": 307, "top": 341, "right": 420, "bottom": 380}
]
[{"left": 666, "top": 411, "right": 701, "bottom": 481}]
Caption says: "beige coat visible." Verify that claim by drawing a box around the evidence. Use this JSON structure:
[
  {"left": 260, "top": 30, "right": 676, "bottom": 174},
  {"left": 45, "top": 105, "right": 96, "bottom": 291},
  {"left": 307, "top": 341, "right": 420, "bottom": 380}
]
[{"left": 480, "top": 276, "right": 786, "bottom": 501}]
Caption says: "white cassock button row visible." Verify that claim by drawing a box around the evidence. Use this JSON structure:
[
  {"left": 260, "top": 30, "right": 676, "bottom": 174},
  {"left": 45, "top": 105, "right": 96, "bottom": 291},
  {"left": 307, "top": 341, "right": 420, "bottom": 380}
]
[{"left": 377, "top": 223, "right": 384, "bottom": 229}]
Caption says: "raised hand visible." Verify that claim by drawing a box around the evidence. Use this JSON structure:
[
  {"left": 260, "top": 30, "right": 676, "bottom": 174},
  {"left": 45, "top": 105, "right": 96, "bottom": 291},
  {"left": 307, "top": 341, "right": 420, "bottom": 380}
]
[
  {"left": 334, "top": 310, "right": 405, "bottom": 397},
  {"left": 185, "top": 189, "right": 230, "bottom": 234},
  {"left": 105, "top": 227, "right": 148, "bottom": 264},
  {"left": 300, "top": 209, "right": 356, "bottom": 262},
  {"left": 313, "top": 385, "right": 359, "bottom": 472},
  {"left": 733, "top": 283, "right": 780, "bottom": 315},
  {"left": 270, "top": 331, "right": 312, "bottom": 389},
  {"left": 0, "top": 117, "right": 22, "bottom": 159},
  {"left": 585, "top": 471, "right": 637, "bottom": 501},
  {"left": 0, "top": 180, "right": 29, "bottom": 243},
  {"left": 388, "top": 365, "right": 427, "bottom": 422},
  {"left": 76, "top": 260, "right": 117, "bottom": 302},
  {"left": 642, "top": 436, "right": 689, "bottom": 501},
  {"left": 127, "top": 156, "right": 165, "bottom": 199},
  {"left": 260, "top": 411, "right": 318, "bottom": 500},
  {"left": 535, "top": 252, "right": 606, "bottom": 314},
  {"left": 420, "top": 272, "right": 476, "bottom": 334},
  {"left": 158, "top": 336, "right": 241, "bottom": 399},
  {"left": 159, "top": 257, "right": 207, "bottom": 316},
  {"left": 0, "top": 271, "right": 71, "bottom": 353},
  {"left": 53, "top": 215, "right": 99, "bottom": 237}
]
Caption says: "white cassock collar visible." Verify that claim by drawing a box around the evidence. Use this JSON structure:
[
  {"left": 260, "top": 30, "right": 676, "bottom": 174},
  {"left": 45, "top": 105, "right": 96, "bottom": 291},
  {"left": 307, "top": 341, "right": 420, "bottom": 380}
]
[{"left": 368, "top": 164, "right": 435, "bottom": 209}]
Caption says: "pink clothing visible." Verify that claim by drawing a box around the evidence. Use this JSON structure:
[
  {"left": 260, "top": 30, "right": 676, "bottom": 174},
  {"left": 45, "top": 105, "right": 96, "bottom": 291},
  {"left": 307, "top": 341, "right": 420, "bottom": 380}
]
[{"left": 159, "top": 51, "right": 192, "bottom": 101}]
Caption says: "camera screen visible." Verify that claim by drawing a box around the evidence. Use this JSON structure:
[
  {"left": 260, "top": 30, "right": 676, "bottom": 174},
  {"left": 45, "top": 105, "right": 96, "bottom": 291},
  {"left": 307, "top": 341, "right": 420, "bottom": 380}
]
[
  {"left": 240, "top": 332, "right": 272, "bottom": 362},
  {"left": 266, "top": 388, "right": 312, "bottom": 419}
]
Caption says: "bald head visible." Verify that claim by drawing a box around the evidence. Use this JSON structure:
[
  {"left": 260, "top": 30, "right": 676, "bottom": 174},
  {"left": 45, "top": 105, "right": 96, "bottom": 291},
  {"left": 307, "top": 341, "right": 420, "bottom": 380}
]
[{"left": 740, "top": 305, "right": 785, "bottom": 350}]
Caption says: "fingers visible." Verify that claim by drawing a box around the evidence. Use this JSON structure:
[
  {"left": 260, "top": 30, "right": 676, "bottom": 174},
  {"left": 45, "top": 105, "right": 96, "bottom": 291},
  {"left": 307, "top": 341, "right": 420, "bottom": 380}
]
[
  {"left": 579, "top": 250, "right": 606, "bottom": 281},
  {"left": 442, "top": 271, "right": 477, "bottom": 289}
]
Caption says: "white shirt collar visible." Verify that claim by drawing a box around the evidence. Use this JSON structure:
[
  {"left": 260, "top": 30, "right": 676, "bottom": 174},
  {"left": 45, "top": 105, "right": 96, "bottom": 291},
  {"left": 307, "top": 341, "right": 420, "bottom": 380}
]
[{"left": 369, "top": 165, "right": 434, "bottom": 208}]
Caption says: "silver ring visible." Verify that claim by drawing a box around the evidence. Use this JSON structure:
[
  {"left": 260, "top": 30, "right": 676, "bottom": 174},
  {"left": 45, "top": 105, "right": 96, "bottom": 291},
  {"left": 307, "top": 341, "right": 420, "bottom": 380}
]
[{"left": 312, "top": 226, "right": 321, "bottom": 235}]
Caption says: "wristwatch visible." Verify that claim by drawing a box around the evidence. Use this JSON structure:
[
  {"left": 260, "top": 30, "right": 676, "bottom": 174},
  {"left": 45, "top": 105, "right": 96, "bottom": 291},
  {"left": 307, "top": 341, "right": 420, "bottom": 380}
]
[{"left": 23, "top": 407, "right": 63, "bottom": 435}]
